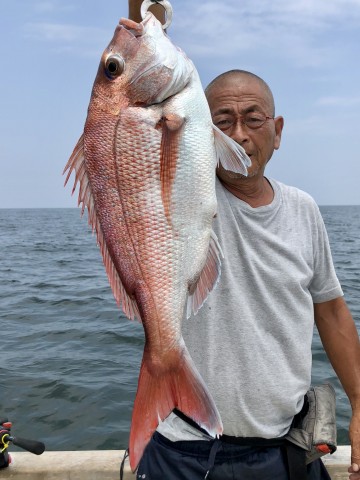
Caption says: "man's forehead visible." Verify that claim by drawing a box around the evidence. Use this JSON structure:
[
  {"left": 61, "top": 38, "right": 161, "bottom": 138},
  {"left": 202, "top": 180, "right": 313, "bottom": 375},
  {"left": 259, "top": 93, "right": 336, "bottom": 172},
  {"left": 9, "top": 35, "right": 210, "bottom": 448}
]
[
  {"left": 207, "top": 74, "right": 274, "bottom": 112},
  {"left": 209, "top": 75, "right": 265, "bottom": 97}
]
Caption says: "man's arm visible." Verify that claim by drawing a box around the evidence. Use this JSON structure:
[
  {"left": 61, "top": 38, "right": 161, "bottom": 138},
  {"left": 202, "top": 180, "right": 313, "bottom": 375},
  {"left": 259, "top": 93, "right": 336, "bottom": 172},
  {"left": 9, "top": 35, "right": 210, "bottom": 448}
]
[
  {"left": 128, "top": 0, "right": 165, "bottom": 23},
  {"left": 314, "top": 296, "right": 360, "bottom": 477}
]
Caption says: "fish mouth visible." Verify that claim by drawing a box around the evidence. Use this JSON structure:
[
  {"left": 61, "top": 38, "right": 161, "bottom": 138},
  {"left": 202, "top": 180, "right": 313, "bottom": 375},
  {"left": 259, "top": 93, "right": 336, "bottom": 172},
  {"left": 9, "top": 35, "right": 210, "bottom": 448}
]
[{"left": 119, "top": 17, "right": 145, "bottom": 37}]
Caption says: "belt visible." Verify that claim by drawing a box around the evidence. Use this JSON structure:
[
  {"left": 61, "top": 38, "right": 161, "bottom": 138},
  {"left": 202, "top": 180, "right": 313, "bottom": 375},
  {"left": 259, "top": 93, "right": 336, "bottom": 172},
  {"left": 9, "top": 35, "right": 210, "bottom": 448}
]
[
  {"left": 173, "top": 409, "right": 307, "bottom": 480},
  {"left": 173, "top": 408, "right": 285, "bottom": 445}
]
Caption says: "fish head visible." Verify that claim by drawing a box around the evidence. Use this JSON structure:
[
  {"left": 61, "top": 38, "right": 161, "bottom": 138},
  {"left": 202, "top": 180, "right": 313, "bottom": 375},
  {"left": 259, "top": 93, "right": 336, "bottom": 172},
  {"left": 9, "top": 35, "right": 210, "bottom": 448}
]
[{"left": 90, "top": 13, "right": 194, "bottom": 114}]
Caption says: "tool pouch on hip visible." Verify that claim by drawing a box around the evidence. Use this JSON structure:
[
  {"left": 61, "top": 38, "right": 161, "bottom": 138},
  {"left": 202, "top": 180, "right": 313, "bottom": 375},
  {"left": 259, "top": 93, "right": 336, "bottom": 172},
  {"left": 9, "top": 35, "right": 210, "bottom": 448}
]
[{"left": 285, "top": 383, "right": 337, "bottom": 464}]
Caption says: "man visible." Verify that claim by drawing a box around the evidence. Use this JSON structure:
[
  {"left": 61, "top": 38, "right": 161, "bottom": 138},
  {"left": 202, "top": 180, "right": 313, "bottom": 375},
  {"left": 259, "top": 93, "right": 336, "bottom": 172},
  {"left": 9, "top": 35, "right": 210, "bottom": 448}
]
[{"left": 128, "top": 2, "right": 360, "bottom": 478}]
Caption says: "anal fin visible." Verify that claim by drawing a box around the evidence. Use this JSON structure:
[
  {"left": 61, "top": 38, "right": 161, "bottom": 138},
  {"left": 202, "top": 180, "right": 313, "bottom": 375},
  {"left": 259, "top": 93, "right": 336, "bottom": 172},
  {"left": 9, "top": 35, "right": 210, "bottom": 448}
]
[{"left": 187, "top": 230, "right": 223, "bottom": 318}]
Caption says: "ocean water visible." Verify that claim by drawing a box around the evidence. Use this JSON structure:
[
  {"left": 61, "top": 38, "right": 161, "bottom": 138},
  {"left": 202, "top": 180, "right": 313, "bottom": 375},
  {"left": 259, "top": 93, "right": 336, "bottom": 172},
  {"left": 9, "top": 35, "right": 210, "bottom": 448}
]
[{"left": 0, "top": 206, "right": 359, "bottom": 451}]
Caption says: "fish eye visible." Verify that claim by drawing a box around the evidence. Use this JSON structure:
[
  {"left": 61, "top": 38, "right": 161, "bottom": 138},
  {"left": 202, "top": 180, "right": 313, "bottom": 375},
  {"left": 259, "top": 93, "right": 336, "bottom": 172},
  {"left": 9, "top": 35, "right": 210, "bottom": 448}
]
[{"left": 105, "top": 54, "right": 125, "bottom": 78}]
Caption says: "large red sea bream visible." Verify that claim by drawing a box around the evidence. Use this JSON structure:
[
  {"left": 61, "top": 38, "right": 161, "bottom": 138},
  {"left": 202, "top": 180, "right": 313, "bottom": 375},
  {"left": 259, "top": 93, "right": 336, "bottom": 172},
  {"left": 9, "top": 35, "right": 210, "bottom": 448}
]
[{"left": 64, "top": 1, "right": 250, "bottom": 470}]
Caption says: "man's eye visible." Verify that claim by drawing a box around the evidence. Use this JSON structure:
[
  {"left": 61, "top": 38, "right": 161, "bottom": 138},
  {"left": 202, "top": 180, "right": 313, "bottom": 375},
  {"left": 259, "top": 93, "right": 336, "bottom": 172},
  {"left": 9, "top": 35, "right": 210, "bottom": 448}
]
[
  {"left": 245, "top": 115, "right": 264, "bottom": 124},
  {"left": 215, "top": 119, "right": 232, "bottom": 129}
]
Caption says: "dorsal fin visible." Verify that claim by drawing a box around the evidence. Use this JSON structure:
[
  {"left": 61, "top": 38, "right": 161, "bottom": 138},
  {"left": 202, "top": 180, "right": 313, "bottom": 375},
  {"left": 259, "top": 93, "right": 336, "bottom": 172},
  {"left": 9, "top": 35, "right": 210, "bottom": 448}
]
[
  {"left": 186, "top": 230, "right": 223, "bottom": 318},
  {"left": 63, "top": 135, "right": 141, "bottom": 321}
]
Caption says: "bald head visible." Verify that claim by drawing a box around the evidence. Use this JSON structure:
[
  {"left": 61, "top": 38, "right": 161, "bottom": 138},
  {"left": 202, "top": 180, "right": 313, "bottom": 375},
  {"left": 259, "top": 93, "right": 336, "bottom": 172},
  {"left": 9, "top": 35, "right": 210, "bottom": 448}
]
[{"left": 205, "top": 70, "right": 275, "bottom": 117}]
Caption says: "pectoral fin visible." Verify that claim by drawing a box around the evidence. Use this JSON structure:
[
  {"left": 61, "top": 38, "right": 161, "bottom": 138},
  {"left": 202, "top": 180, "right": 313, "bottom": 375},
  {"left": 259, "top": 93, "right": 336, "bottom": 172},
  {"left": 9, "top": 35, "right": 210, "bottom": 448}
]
[{"left": 159, "top": 114, "right": 185, "bottom": 222}]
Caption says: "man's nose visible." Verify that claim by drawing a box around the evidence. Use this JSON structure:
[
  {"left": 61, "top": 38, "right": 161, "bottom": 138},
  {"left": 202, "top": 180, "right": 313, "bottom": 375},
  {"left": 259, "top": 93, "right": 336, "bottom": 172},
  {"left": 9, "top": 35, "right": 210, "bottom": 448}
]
[{"left": 230, "top": 119, "right": 249, "bottom": 144}]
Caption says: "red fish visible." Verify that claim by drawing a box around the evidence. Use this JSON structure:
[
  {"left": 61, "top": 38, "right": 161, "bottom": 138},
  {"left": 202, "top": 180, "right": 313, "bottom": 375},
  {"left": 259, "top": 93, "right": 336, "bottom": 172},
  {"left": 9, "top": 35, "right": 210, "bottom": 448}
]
[{"left": 64, "top": 11, "right": 249, "bottom": 470}]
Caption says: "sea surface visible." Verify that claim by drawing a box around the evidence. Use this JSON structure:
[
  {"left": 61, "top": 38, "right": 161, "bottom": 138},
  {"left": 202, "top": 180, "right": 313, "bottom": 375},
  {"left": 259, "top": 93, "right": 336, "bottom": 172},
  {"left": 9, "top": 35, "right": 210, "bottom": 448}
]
[{"left": 0, "top": 206, "right": 359, "bottom": 451}]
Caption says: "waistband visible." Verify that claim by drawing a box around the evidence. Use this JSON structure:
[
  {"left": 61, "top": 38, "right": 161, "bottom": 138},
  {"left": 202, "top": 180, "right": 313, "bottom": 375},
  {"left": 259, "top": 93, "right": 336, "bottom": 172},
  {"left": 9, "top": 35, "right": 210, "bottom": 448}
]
[{"left": 173, "top": 409, "right": 286, "bottom": 446}]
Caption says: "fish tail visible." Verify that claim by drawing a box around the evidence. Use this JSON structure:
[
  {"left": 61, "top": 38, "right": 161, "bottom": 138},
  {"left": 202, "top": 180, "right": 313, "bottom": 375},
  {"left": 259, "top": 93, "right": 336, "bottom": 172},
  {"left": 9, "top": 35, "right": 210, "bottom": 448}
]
[{"left": 128, "top": 343, "right": 223, "bottom": 471}]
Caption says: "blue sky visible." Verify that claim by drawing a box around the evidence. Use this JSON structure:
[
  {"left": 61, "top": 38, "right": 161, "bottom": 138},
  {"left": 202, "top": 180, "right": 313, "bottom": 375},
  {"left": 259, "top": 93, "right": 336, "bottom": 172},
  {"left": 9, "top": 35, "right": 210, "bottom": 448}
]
[{"left": 1, "top": 0, "right": 360, "bottom": 207}]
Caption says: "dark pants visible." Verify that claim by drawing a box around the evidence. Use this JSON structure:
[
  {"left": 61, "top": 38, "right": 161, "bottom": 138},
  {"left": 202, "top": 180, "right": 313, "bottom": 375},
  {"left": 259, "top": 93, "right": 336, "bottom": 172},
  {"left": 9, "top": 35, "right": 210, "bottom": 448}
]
[{"left": 136, "top": 432, "right": 331, "bottom": 480}]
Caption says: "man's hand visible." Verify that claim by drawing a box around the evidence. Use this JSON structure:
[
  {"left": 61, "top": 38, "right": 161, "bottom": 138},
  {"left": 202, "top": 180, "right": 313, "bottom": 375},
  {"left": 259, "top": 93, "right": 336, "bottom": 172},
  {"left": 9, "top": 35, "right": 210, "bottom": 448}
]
[
  {"left": 349, "top": 410, "right": 360, "bottom": 479},
  {"left": 314, "top": 298, "right": 360, "bottom": 479},
  {"left": 128, "top": 0, "right": 165, "bottom": 23}
]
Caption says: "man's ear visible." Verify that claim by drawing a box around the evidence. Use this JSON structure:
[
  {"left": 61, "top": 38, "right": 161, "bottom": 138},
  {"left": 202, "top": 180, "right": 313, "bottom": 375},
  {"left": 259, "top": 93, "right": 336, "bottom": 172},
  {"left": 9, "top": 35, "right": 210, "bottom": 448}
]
[{"left": 274, "top": 116, "right": 284, "bottom": 150}]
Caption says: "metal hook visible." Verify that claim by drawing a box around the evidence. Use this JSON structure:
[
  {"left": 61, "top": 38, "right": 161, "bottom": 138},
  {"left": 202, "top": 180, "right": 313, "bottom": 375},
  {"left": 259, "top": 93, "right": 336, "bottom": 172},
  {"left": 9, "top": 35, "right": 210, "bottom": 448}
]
[{"left": 140, "top": 0, "right": 173, "bottom": 30}]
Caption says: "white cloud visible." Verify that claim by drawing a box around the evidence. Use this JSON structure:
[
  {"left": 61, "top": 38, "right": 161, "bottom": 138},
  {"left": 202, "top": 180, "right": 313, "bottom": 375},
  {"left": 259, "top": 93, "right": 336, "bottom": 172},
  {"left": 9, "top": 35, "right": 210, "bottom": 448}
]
[
  {"left": 316, "top": 96, "right": 360, "bottom": 107},
  {"left": 284, "top": 111, "right": 360, "bottom": 137},
  {"left": 32, "top": 1, "right": 75, "bottom": 14},
  {"left": 23, "top": 21, "right": 112, "bottom": 59},
  {"left": 254, "top": 0, "right": 360, "bottom": 27},
  {"left": 25, "top": 22, "right": 105, "bottom": 42},
  {"left": 169, "top": 0, "right": 360, "bottom": 68},
  {"left": 23, "top": 0, "right": 360, "bottom": 69}
]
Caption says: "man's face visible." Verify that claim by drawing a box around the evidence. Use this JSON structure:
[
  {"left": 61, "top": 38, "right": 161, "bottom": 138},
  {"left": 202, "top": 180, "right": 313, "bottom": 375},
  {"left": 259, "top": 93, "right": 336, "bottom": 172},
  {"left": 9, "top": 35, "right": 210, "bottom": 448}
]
[{"left": 207, "top": 75, "right": 284, "bottom": 182}]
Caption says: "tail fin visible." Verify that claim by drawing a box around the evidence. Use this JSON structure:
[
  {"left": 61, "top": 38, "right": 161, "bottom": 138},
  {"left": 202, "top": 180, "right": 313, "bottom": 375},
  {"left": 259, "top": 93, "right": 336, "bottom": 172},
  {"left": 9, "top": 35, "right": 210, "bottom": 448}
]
[{"left": 128, "top": 342, "right": 223, "bottom": 471}]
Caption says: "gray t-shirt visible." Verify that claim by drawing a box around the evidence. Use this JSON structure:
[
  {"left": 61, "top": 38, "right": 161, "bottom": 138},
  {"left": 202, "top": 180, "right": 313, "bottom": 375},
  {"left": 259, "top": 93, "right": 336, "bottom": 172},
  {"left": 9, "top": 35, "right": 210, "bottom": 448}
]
[{"left": 158, "top": 177, "right": 343, "bottom": 441}]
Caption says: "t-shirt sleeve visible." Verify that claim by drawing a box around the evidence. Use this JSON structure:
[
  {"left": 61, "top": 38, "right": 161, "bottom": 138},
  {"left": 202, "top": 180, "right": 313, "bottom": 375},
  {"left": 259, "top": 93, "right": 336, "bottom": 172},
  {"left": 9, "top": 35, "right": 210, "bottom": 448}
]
[{"left": 308, "top": 205, "right": 343, "bottom": 303}]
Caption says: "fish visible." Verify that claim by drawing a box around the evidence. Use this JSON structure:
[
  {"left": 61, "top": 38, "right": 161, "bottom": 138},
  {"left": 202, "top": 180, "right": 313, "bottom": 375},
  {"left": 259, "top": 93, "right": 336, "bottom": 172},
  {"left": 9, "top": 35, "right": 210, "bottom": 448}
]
[{"left": 63, "top": 9, "right": 250, "bottom": 471}]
